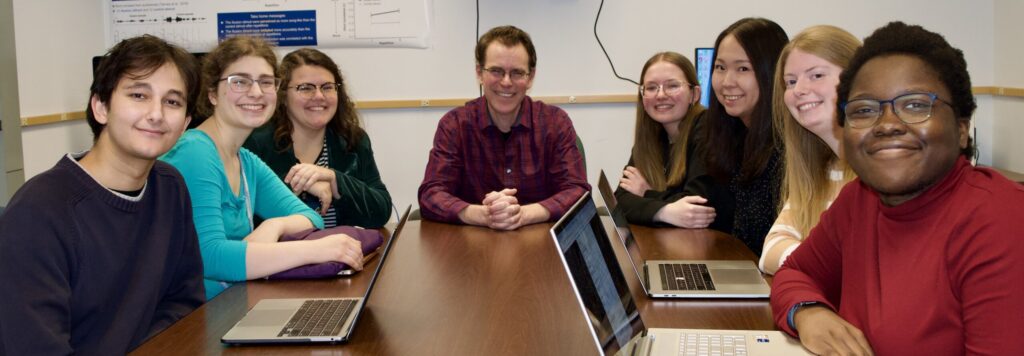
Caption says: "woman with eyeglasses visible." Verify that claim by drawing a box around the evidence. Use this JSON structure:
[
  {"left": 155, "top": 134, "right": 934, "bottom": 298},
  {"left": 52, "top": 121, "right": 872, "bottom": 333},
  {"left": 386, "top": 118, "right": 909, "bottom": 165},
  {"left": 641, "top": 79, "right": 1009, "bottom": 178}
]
[
  {"left": 614, "top": 52, "right": 715, "bottom": 228},
  {"left": 244, "top": 48, "right": 392, "bottom": 229},
  {"left": 758, "top": 26, "right": 860, "bottom": 275},
  {"left": 771, "top": 22, "right": 1024, "bottom": 355},
  {"left": 161, "top": 37, "right": 364, "bottom": 299}
]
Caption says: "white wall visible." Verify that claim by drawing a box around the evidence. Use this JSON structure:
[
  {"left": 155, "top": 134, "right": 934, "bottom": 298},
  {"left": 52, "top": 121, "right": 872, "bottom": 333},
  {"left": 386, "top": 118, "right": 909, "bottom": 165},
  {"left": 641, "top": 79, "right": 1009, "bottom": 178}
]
[
  {"left": 13, "top": 0, "right": 104, "bottom": 178},
  {"left": 991, "top": 0, "right": 1024, "bottom": 172},
  {"left": 13, "top": 0, "right": 1007, "bottom": 210}
]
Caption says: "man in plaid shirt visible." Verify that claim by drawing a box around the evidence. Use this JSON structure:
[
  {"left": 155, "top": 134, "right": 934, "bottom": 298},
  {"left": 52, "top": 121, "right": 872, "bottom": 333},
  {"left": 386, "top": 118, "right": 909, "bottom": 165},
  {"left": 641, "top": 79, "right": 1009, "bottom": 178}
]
[{"left": 418, "top": 25, "right": 589, "bottom": 230}]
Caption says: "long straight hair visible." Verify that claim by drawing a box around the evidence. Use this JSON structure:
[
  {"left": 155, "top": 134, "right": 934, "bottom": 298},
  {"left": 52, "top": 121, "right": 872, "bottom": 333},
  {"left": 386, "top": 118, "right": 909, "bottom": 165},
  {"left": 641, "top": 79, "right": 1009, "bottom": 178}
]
[
  {"left": 772, "top": 25, "right": 859, "bottom": 235},
  {"left": 703, "top": 18, "right": 788, "bottom": 184},
  {"left": 631, "top": 52, "right": 706, "bottom": 190}
]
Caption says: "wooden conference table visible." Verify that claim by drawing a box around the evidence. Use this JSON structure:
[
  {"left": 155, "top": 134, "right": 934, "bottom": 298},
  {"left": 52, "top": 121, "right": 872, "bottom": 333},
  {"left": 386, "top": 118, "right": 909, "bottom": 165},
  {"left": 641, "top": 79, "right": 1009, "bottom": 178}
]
[{"left": 132, "top": 218, "right": 778, "bottom": 355}]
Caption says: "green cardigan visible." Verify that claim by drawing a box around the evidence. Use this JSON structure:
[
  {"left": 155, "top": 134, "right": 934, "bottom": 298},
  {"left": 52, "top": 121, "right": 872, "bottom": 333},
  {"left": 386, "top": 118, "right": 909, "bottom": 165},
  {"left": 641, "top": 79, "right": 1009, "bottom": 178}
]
[{"left": 244, "top": 125, "right": 393, "bottom": 228}]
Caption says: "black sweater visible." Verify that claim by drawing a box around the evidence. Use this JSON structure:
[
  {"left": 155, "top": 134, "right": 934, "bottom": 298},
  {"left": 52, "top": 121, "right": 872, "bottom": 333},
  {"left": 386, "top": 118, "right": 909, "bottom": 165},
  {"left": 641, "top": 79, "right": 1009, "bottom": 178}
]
[
  {"left": 0, "top": 154, "right": 204, "bottom": 355},
  {"left": 614, "top": 114, "right": 736, "bottom": 234}
]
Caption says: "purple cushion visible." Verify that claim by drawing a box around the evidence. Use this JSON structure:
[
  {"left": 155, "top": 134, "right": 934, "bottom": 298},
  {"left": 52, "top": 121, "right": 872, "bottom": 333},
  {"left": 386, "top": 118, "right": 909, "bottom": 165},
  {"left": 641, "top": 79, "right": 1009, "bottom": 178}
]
[{"left": 267, "top": 226, "right": 384, "bottom": 280}]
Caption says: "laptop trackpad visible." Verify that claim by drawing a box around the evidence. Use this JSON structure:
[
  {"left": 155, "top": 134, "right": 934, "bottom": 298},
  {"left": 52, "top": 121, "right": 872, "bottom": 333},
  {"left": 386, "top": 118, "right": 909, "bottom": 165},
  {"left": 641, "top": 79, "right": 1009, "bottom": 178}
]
[
  {"left": 711, "top": 269, "right": 764, "bottom": 285},
  {"left": 238, "top": 310, "right": 295, "bottom": 327}
]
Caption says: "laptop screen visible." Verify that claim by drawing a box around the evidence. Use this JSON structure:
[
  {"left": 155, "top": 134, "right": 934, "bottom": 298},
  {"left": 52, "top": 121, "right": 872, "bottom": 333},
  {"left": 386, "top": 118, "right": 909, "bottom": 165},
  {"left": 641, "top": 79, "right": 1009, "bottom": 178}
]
[
  {"left": 597, "top": 171, "right": 630, "bottom": 234},
  {"left": 597, "top": 171, "right": 651, "bottom": 293},
  {"left": 343, "top": 205, "right": 410, "bottom": 339},
  {"left": 551, "top": 191, "right": 645, "bottom": 355}
]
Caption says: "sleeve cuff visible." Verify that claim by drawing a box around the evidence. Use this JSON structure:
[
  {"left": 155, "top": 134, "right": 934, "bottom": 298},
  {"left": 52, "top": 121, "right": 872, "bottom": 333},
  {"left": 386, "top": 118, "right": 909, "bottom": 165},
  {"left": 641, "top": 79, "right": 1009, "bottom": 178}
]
[
  {"left": 537, "top": 199, "right": 564, "bottom": 222},
  {"left": 448, "top": 201, "right": 471, "bottom": 223}
]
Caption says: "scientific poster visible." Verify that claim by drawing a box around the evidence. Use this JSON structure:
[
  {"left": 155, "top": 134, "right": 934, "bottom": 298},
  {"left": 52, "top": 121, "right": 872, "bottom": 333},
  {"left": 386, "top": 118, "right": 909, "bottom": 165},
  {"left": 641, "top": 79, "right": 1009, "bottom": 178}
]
[{"left": 108, "top": 0, "right": 432, "bottom": 51}]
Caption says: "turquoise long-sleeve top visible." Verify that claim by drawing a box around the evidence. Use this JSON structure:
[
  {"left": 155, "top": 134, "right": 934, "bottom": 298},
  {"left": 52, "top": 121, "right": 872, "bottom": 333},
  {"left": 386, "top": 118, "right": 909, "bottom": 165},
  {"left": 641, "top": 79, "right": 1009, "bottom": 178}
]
[{"left": 161, "top": 130, "right": 324, "bottom": 299}]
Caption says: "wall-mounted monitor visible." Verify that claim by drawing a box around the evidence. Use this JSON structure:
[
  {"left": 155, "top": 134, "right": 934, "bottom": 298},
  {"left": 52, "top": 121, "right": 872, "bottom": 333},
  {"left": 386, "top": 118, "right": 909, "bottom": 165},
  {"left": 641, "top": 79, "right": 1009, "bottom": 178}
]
[{"left": 694, "top": 47, "right": 714, "bottom": 108}]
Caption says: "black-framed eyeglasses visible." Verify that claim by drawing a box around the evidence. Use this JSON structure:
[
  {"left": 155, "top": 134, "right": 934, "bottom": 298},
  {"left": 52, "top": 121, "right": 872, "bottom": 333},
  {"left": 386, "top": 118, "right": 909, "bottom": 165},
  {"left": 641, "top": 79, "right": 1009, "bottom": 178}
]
[
  {"left": 288, "top": 82, "right": 342, "bottom": 99},
  {"left": 218, "top": 75, "right": 280, "bottom": 94},
  {"left": 639, "top": 80, "right": 693, "bottom": 98},
  {"left": 482, "top": 67, "right": 530, "bottom": 82},
  {"left": 840, "top": 92, "right": 953, "bottom": 129}
]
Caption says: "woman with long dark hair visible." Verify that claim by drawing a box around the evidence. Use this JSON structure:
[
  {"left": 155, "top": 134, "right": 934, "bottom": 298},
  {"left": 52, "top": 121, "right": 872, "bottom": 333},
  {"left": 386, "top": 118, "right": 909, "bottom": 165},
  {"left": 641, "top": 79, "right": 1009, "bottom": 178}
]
[{"left": 687, "top": 18, "right": 789, "bottom": 255}]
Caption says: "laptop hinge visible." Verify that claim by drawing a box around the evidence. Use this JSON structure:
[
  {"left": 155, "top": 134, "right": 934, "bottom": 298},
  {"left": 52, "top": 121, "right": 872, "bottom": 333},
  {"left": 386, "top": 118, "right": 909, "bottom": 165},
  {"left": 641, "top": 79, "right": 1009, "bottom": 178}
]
[
  {"left": 642, "top": 264, "right": 651, "bottom": 289},
  {"left": 634, "top": 333, "right": 654, "bottom": 356}
]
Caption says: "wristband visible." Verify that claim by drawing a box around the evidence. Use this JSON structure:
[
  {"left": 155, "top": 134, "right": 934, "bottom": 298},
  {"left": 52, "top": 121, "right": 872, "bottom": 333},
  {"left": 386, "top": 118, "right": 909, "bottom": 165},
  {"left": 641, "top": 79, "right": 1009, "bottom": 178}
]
[{"left": 787, "top": 301, "right": 820, "bottom": 331}]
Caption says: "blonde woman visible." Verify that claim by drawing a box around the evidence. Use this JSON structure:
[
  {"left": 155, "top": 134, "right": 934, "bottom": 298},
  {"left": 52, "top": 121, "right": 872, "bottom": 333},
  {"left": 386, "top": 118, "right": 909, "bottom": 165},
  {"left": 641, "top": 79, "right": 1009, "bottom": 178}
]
[
  {"left": 615, "top": 51, "right": 712, "bottom": 228},
  {"left": 759, "top": 26, "right": 860, "bottom": 274}
]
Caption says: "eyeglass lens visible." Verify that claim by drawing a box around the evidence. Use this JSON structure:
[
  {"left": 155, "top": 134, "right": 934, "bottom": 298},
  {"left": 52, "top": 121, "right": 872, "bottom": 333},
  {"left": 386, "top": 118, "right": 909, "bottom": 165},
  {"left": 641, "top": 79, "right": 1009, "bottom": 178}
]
[
  {"left": 226, "top": 76, "right": 278, "bottom": 93},
  {"left": 844, "top": 93, "right": 938, "bottom": 128},
  {"left": 295, "top": 83, "right": 339, "bottom": 98},
  {"left": 641, "top": 81, "right": 687, "bottom": 98}
]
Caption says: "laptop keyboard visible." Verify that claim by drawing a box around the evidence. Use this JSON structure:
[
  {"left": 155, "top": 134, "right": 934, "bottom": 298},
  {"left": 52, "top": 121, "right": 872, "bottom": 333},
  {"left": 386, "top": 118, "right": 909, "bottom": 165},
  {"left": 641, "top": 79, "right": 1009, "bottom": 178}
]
[
  {"left": 660, "top": 263, "right": 716, "bottom": 291},
  {"left": 679, "top": 333, "right": 747, "bottom": 356},
  {"left": 278, "top": 299, "right": 357, "bottom": 337}
]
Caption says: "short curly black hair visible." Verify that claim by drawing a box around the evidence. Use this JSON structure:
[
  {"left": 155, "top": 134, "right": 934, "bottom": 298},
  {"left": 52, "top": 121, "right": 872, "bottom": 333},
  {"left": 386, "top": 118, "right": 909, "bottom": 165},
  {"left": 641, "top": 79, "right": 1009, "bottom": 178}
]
[{"left": 836, "top": 21, "right": 976, "bottom": 158}]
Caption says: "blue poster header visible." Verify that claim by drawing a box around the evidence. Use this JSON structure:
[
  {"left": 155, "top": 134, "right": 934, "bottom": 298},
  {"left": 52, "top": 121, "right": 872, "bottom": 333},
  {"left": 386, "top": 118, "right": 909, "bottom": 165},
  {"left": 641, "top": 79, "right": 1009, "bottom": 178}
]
[{"left": 217, "top": 10, "right": 316, "bottom": 47}]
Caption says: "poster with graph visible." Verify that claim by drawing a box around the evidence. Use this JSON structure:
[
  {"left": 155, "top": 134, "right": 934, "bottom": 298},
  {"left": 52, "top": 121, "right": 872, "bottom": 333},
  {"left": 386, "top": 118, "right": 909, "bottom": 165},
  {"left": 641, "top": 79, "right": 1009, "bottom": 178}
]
[{"left": 108, "top": 0, "right": 432, "bottom": 51}]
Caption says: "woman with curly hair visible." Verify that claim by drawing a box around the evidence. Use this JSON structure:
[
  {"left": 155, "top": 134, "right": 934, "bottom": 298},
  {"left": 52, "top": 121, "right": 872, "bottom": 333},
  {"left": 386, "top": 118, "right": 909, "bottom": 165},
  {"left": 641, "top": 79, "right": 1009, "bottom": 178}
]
[{"left": 245, "top": 48, "right": 392, "bottom": 228}]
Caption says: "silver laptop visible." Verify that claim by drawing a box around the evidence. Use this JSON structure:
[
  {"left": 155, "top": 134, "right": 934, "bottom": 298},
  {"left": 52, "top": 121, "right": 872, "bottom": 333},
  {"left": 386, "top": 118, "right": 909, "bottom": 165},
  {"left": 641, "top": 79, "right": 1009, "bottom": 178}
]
[
  {"left": 221, "top": 206, "right": 411, "bottom": 344},
  {"left": 550, "top": 192, "right": 809, "bottom": 355},
  {"left": 597, "top": 170, "right": 770, "bottom": 298}
]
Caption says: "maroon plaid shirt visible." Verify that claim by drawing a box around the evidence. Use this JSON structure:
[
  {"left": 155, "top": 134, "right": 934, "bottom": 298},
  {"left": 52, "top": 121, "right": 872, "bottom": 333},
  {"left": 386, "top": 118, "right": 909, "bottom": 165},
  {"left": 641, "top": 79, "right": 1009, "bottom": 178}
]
[{"left": 418, "top": 96, "right": 589, "bottom": 223}]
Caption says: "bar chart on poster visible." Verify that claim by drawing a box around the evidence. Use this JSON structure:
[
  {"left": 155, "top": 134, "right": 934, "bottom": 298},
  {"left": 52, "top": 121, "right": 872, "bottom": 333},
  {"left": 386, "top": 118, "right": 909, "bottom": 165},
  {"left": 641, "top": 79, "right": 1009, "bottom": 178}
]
[{"left": 107, "top": 0, "right": 432, "bottom": 51}]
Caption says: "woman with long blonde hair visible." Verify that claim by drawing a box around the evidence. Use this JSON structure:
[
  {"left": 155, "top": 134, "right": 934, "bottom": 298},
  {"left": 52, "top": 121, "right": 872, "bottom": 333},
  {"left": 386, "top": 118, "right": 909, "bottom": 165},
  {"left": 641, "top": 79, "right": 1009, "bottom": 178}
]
[
  {"left": 615, "top": 51, "right": 713, "bottom": 228},
  {"left": 759, "top": 25, "right": 860, "bottom": 274}
]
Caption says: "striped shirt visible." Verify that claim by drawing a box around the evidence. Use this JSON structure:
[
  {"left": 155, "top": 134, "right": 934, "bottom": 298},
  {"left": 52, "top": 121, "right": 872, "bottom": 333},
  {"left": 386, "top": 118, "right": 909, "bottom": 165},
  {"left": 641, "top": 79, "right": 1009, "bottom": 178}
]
[{"left": 314, "top": 137, "right": 338, "bottom": 228}]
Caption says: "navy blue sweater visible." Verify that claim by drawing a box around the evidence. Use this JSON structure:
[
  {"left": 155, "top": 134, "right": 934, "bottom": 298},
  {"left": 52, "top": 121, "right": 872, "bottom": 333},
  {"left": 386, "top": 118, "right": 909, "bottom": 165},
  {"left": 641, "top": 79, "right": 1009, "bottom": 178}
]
[{"left": 0, "top": 154, "right": 204, "bottom": 355}]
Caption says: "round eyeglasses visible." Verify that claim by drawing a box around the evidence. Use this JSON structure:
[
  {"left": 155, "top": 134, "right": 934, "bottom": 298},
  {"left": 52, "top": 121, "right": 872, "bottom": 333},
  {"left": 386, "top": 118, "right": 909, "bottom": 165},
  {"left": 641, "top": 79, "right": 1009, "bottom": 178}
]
[
  {"left": 640, "top": 80, "right": 692, "bottom": 98},
  {"left": 841, "top": 92, "right": 953, "bottom": 129},
  {"left": 219, "top": 75, "right": 280, "bottom": 94},
  {"left": 288, "top": 83, "right": 342, "bottom": 99}
]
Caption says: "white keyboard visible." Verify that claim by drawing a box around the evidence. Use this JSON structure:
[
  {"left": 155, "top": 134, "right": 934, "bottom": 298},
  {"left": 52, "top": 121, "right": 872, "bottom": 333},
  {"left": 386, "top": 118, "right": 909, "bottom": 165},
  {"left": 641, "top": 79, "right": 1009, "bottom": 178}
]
[{"left": 679, "top": 333, "right": 748, "bottom": 356}]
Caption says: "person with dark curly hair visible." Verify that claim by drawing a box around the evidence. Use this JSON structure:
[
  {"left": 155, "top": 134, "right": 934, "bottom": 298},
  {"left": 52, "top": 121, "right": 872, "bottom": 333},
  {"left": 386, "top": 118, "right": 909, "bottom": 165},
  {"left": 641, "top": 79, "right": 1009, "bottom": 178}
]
[
  {"left": 771, "top": 22, "right": 1024, "bottom": 355},
  {"left": 244, "top": 48, "right": 393, "bottom": 229}
]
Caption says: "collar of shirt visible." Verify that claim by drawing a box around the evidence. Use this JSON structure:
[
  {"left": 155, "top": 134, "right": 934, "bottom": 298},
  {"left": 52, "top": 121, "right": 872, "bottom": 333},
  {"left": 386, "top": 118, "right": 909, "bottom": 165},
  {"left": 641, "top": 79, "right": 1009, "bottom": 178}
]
[{"left": 474, "top": 96, "right": 534, "bottom": 132}]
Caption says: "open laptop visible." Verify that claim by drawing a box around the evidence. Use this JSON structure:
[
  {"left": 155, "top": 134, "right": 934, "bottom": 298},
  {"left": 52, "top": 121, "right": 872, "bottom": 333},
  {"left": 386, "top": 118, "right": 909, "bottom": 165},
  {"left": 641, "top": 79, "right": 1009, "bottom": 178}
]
[
  {"left": 221, "top": 206, "right": 411, "bottom": 344},
  {"left": 550, "top": 192, "right": 809, "bottom": 355},
  {"left": 597, "top": 170, "right": 770, "bottom": 298}
]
